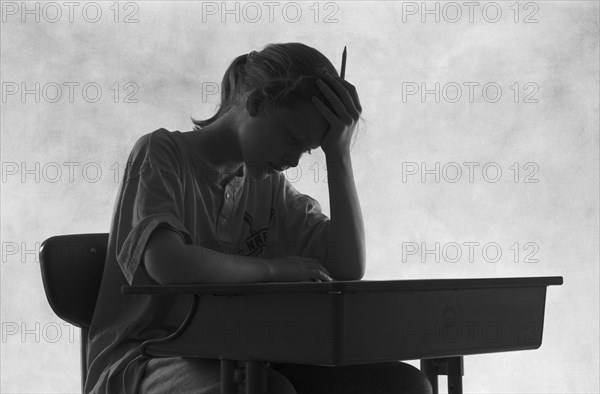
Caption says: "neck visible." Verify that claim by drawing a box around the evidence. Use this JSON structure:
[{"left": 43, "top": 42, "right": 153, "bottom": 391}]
[{"left": 191, "top": 112, "right": 244, "bottom": 172}]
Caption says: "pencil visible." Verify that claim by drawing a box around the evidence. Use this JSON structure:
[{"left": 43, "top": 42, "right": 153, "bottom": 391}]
[{"left": 340, "top": 46, "right": 347, "bottom": 80}]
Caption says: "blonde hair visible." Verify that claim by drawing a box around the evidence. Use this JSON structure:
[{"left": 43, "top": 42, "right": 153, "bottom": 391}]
[{"left": 192, "top": 42, "right": 341, "bottom": 127}]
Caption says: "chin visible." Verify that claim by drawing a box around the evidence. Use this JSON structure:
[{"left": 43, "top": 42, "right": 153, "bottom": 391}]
[{"left": 247, "top": 163, "right": 276, "bottom": 180}]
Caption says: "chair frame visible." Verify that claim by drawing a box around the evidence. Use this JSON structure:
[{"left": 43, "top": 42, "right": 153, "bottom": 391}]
[{"left": 39, "top": 233, "right": 107, "bottom": 393}]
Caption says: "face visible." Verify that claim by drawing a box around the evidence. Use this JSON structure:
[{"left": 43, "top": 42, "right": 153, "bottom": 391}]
[{"left": 239, "top": 99, "right": 329, "bottom": 179}]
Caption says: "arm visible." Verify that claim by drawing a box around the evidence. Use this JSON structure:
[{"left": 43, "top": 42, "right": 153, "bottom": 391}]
[
  {"left": 324, "top": 150, "right": 366, "bottom": 281},
  {"left": 144, "top": 226, "right": 274, "bottom": 285},
  {"left": 312, "top": 74, "right": 366, "bottom": 281}
]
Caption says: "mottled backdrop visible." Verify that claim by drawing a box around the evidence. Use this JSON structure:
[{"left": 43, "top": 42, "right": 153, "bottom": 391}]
[{"left": 1, "top": 1, "right": 598, "bottom": 393}]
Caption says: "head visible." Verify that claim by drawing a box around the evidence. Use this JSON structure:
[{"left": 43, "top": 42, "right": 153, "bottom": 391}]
[{"left": 191, "top": 43, "right": 361, "bottom": 179}]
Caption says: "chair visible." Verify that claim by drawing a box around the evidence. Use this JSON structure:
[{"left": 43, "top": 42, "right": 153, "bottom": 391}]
[
  {"left": 39, "top": 233, "right": 108, "bottom": 394},
  {"left": 40, "top": 233, "right": 456, "bottom": 393}
]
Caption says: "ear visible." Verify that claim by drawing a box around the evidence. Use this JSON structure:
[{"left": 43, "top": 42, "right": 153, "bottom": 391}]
[
  {"left": 246, "top": 95, "right": 269, "bottom": 118},
  {"left": 246, "top": 98, "right": 260, "bottom": 117},
  {"left": 246, "top": 89, "right": 260, "bottom": 117}
]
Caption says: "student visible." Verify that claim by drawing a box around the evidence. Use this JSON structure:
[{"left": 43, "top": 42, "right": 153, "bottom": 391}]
[{"left": 84, "top": 42, "right": 433, "bottom": 393}]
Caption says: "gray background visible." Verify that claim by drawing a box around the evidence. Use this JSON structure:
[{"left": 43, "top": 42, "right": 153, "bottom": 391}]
[{"left": 1, "top": 1, "right": 598, "bottom": 393}]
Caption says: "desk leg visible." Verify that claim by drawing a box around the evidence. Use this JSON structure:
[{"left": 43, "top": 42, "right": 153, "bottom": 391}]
[
  {"left": 220, "top": 360, "right": 236, "bottom": 394},
  {"left": 420, "top": 357, "right": 464, "bottom": 394},
  {"left": 420, "top": 359, "right": 439, "bottom": 394},
  {"left": 246, "top": 361, "right": 268, "bottom": 394},
  {"left": 447, "top": 357, "right": 463, "bottom": 394}
]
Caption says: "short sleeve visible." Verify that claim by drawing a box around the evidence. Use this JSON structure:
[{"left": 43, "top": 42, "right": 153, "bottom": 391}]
[
  {"left": 276, "top": 175, "right": 330, "bottom": 263},
  {"left": 113, "top": 131, "right": 193, "bottom": 285}
]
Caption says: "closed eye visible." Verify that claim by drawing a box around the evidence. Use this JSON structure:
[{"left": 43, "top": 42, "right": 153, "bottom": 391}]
[{"left": 288, "top": 132, "right": 312, "bottom": 155}]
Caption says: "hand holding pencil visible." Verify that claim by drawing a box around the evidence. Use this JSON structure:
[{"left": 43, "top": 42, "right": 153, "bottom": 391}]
[{"left": 312, "top": 46, "right": 362, "bottom": 156}]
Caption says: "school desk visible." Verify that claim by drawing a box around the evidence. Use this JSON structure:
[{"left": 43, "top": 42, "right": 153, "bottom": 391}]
[{"left": 122, "top": 276, "right": 563, "bottom": 394}]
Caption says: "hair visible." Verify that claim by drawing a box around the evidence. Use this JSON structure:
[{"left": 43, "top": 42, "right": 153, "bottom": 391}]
[{"left": 190, "top": 42, "right": 365, "bottom": 149}]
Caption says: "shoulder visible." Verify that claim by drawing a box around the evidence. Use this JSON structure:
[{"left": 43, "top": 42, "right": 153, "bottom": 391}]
[
  {"left": 126, "top": 128, "right": 184, "bottom": 178},
  {"left": 131, "top": 128, "right": 179, "bottom": 158}
]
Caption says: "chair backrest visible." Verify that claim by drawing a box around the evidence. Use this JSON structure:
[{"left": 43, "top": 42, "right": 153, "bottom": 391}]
[{"left": 39, "top": 233, "right": 108, "bottom": 328}]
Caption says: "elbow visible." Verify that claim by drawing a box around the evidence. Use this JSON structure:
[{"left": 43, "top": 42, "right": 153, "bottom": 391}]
[
  {"left": 342, "top": 270, "right": 365, "bottom": 281},
  {"left": 143, "top": 226, "right": 187, "bottom": 285},
  {"left": 145, "top": 248, "right": 186, "bottom": 285},
  {"left": 331, "top": 263, "right": 365, "bottom": 281},
  {"left": 144, "top": 249, "right": 174, "bottom": 285},
  {"left": 334, "top": 273, "right": 364, "bottom": 281},
  {"left": 355, "top": 268, "right": 366, "bottom": 281},
  {"left": 324, "top": 252, "right": 365, "bottom": 281},
  {"left": 342, "top": 255, "right": 366, "bottom": 281}
]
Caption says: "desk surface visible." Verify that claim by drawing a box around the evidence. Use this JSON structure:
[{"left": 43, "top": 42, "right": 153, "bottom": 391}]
[{"left": 122, "top": 276, "right": 563, "bottom": 295}]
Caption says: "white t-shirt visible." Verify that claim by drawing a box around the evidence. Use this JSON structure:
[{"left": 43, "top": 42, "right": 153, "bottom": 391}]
[{"left": 84, "top": 128, "right": 330, "bottom": 393}]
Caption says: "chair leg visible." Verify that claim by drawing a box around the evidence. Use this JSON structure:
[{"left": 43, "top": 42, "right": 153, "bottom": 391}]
[{"left": 81, "top": 327, "right": 89, "bottom": 394}]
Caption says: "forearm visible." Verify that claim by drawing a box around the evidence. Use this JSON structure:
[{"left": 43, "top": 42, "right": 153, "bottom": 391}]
[
  {"left": 160, "top": 244, "right": 274, "bottom": 284},
  {"left": 324, "top": 150, "right": 366, "bottom": 280}
]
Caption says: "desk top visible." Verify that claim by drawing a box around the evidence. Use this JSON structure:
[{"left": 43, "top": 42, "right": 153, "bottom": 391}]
[{"left": 121, "top": 276, "right": 563, "bottom": 295}]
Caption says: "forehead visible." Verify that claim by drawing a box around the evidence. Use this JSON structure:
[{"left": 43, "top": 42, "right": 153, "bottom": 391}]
[{"left": 272, "top": 100, "right": 328, "bottom": 148}]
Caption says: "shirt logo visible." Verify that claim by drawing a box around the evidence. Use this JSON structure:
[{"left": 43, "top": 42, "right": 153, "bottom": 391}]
[{"left": 242, "top": 211, "right": 270, "bottom": 257}]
